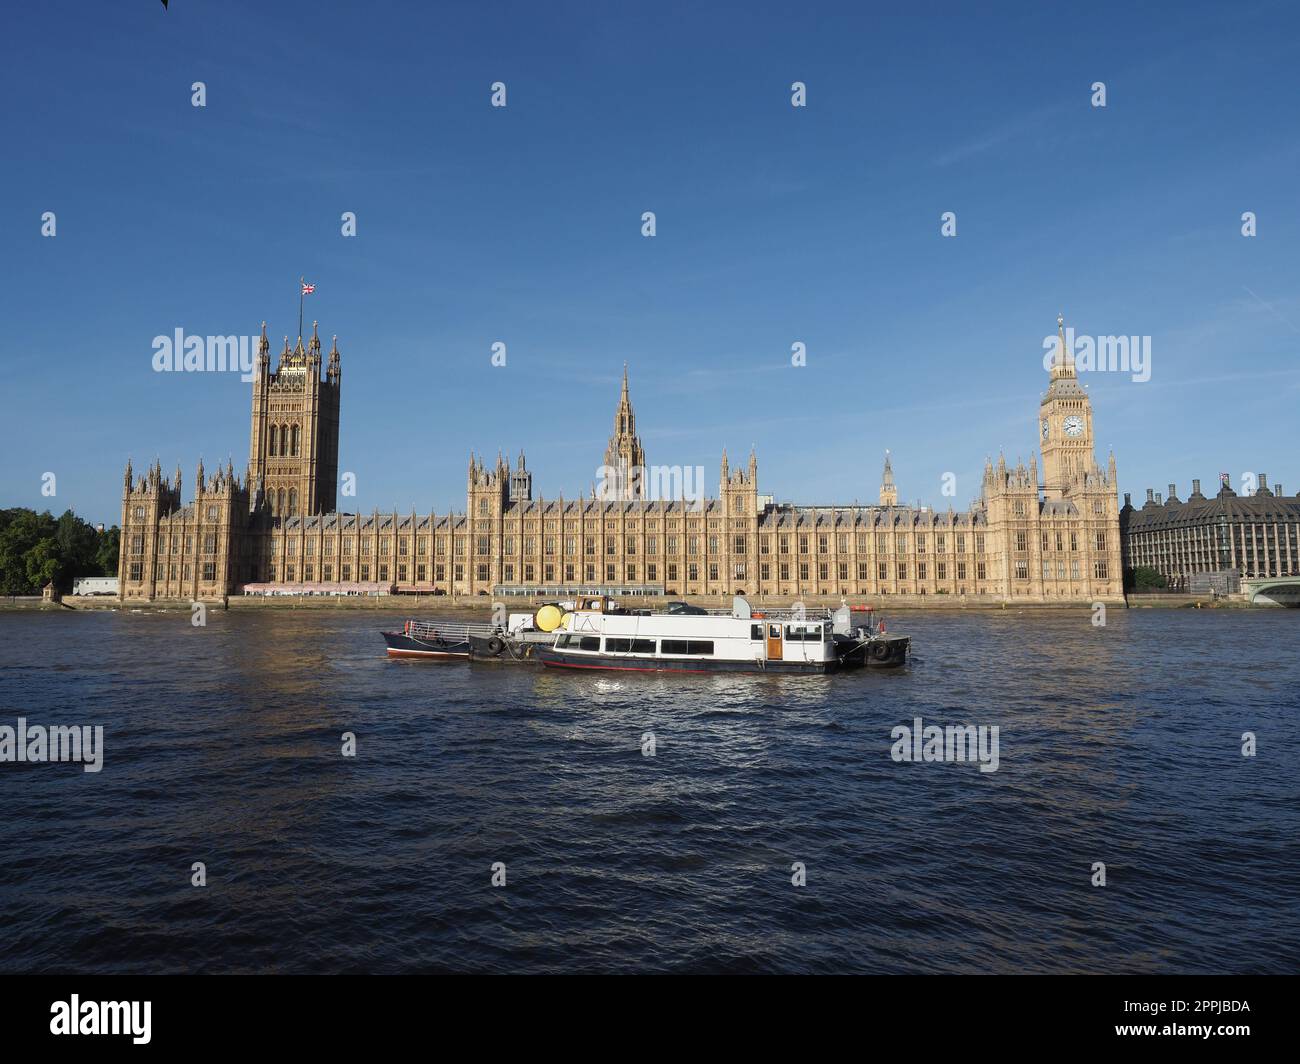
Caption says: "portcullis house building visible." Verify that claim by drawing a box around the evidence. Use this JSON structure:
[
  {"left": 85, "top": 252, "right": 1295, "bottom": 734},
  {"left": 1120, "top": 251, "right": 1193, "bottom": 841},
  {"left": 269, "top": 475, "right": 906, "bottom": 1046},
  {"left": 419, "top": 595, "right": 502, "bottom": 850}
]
[
  {"left": 1120, "top": 476, "right": 1300, "bottom": 591},
  {"left": 118, "top": 317, "right": 1123, "bottom": 604}
]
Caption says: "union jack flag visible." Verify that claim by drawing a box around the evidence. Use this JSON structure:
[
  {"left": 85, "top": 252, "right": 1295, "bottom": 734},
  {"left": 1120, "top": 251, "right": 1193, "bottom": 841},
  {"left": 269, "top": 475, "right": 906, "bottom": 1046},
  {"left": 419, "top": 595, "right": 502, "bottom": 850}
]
[{"left": 301, "top": 282, "right": 316, "bottom": 295}]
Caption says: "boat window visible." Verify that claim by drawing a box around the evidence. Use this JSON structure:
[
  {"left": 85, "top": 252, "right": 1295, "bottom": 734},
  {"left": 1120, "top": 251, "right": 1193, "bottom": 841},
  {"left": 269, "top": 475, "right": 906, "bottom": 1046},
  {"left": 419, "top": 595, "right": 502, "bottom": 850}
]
[
  {"left": 662, "top": 639, "right": 714, "bottom": 655},
  {"left": 785, "top": 624, "right": 823, "bottom": 641},
  {"left": 579, "top": 636, "right": 601, "bottom": 651},
  {"left": 555, "top": 634, "right": 571, "bottom": 648},
  {"left": 606, "top": 637, "right": 657, "bottom": 653},
  {"left": 750, "top": 624, "right": 763, "bottom": 641}
]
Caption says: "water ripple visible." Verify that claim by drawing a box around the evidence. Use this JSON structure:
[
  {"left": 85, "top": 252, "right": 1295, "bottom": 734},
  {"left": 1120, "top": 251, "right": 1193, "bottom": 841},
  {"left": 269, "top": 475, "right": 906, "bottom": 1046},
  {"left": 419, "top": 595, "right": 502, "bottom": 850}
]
[{"left": 0, "top": 607, "right": 1297, "bottom": 973}]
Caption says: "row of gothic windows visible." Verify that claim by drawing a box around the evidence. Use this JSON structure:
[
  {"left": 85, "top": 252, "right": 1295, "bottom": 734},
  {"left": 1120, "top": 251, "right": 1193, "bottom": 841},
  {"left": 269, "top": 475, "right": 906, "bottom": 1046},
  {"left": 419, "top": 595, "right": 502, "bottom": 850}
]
[
  {"left": 268, "top": 424, "right": 300, "bottom": 457},
  {"left": 270, "top": 488, "right": 299, "bottom": 517}
]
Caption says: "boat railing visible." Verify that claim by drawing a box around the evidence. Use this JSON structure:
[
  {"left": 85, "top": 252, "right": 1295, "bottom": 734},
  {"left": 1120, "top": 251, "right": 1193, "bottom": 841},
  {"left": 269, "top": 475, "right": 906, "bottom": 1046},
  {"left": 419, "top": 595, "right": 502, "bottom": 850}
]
[
  {"left": 695, "top": 606, "right": 838, "bottom": 620},
  {"left": 403, "top": 619, "right": 501, "bottom": 642}
]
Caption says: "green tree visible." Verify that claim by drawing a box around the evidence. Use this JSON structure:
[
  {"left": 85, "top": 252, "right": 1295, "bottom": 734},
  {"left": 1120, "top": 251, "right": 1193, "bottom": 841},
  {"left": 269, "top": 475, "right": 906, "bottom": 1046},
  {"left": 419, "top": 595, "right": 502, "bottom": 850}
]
[
  {"left": 54, "top": 510, "right": 101, "bottom": 589},
  {"left": 24, "top": 538, "right": 60, "bottom": 591},
  {"left": 0, "top": 508, "right": 118, "bottom": 594},
  {"left": 96, "top": 526, "right": 120, "bottom": 577},
  {"left": 1130, "top": 566, "right": 1168, "bottom": 591},
  {"left": 0, "top": 509, "right": 56, "bottom": 594}
]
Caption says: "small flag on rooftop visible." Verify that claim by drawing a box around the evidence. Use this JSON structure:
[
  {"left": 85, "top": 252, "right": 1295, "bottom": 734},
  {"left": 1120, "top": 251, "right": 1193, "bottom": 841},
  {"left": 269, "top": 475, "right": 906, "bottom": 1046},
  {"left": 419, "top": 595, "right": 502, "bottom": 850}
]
[{"left": 298, "top": 277, "right": 316, "bottom": 339}]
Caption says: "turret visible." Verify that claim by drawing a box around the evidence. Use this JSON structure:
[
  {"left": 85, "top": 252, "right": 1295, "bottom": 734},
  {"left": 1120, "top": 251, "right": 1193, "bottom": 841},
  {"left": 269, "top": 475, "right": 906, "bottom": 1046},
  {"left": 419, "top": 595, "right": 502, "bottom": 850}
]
[
  {"left": 510, "top": 449, "right": 532, "bottom": 502},
  {"left": 327, "top": 335, "right": 341, "bottom": 384},
  {"left": 879, "top": 450, "right": 897, "bottom": 506},
  {"left": 257, "top": 321, "right": 270, "bottom": 377}
]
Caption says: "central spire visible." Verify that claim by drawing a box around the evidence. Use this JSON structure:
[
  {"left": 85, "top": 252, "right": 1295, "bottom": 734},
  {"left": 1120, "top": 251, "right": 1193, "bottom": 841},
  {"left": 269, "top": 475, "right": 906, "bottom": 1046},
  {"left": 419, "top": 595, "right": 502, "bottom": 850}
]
[
  {"left": 602, "top": 363, "right": 646, "bottom": 500},
  {"left": 1050, "top": 313, "right": 1076, "bottom": 381}
]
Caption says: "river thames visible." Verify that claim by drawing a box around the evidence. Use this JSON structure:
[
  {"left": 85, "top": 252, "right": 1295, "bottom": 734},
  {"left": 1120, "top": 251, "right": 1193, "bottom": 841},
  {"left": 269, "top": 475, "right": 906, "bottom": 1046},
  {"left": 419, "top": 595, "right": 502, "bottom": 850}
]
[{"left": 0, "top": 607, "right": 1297, "bottom": 973}]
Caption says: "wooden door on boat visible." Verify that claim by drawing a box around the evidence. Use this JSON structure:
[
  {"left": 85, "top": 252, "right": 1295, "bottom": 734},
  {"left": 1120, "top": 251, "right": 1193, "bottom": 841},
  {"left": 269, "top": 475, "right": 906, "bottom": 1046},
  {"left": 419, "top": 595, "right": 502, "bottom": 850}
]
[{"left": 766, "top": 623, "right": 783, "bottom": 661}]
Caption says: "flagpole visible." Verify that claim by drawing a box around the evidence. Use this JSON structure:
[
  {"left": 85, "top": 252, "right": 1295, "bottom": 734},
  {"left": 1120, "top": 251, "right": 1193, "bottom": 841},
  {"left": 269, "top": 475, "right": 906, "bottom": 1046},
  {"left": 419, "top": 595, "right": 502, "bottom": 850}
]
[{"left": 298, "top": 276, "right": 304, "bottom": 341}]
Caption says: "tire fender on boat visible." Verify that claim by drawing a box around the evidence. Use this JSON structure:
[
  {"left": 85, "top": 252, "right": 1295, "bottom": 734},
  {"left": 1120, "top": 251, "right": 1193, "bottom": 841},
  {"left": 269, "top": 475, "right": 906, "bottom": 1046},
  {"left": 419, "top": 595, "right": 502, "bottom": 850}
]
[{"left": 487, "top": 636, "right": 505, "bottom": 655}]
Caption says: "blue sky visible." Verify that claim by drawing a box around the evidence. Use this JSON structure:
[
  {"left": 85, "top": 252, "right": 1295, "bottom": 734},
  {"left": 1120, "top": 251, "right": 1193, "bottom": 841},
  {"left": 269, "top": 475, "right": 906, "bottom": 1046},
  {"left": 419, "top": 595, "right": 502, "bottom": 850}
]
[{"left": 2, "top": 0, "right": 1299, "bottom": 525}]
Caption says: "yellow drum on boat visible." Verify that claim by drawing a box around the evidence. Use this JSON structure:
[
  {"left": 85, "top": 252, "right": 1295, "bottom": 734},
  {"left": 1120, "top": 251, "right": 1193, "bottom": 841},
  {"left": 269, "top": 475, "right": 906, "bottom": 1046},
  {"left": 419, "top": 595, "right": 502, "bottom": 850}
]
[{"left": 534, "top": 603, "right": 566, "bottom": 632}]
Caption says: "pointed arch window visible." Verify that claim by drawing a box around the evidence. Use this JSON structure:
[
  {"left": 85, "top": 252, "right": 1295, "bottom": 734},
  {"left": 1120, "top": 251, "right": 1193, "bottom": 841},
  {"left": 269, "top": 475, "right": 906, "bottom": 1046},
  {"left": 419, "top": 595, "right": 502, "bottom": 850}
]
[
  {"left": 269, "top": 425, "right": 279, "bottom": 457},
  {"left": 291, "top": 425, "right": 300, "bottom": 457},
  {"left": 288, "top": 488, "right": 298, "bottom": 517}
]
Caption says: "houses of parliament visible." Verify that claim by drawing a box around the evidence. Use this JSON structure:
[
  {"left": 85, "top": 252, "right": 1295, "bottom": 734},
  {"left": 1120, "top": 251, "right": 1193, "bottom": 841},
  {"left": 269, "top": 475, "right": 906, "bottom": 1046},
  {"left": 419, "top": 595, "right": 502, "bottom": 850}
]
[{"left": 118, "top": 317, "right": 1124, "bottom": 604}]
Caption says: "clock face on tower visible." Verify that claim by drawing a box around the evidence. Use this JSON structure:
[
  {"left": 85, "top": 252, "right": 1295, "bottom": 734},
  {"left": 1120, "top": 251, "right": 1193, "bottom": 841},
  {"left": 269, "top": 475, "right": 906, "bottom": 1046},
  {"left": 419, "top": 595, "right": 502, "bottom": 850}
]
[
  {"left": 1041, "top": 418, "right": 1049, "bottom": 440},
  {"left": 1063, "top": 415, "right": 1084, "bottom": 437}
]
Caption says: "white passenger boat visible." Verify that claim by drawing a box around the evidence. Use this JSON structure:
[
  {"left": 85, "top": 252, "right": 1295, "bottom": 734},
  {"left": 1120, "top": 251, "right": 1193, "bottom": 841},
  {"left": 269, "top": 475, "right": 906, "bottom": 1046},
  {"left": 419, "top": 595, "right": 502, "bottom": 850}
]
[{"left": 533, "top": 595, "right": 908, "bottom": 674}]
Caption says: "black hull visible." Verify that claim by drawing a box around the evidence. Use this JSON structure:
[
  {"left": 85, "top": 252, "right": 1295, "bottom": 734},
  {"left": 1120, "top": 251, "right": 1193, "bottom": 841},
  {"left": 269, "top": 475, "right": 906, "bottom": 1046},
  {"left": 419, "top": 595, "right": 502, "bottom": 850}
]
[
  {"left": 838, "top": 635, "right": 910, "bottom": 669},
  {"left": 467, "top": 633, "right": 545, "bottom": 663},
  {"left": 381, "top": 631, "right": 471, "bottom": 660},
  {"left": 536, "top": 647, "right": 839, "bottom": 674}
]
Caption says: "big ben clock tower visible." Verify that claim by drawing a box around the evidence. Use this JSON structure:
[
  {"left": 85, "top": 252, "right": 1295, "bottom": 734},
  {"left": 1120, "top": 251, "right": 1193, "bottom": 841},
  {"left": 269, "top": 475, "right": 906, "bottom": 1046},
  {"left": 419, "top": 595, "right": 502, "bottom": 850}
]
[{"left": 1039, "top": 314, "right": 1095, "bottom": 500}]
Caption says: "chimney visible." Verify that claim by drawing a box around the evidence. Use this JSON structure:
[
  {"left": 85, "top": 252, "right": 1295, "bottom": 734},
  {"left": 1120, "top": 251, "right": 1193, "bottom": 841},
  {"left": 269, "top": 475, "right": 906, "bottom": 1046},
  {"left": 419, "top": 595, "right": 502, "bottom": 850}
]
[
  {"left": 1258, "top": 473, "right": 1269, "bottom": 493},
  {"left": 1155, "top": 492, "right": 1163, "bottom": 505},
  {"left": 1168, "top": 483, "right": 1177, "bottom": 498},
  {"left": 1276, "top": 483, "right": 1284, "bottom": 497},
  {"left": 1123, "top": 492, "right": 1132, "bottom": 506},
  {"left": 1146, "top": 488, "right": 1154, "bottom": 503},
  {"left": 1192, "top": 478, "right": 1201, "bottom": 496}
]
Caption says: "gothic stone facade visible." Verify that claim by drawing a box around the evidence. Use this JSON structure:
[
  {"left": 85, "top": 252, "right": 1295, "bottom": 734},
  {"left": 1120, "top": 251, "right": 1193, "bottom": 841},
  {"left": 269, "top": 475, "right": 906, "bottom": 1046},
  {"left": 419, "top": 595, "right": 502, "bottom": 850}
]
[{"left": 119, "top": 317, "right": 1123, "bottom": 603}]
